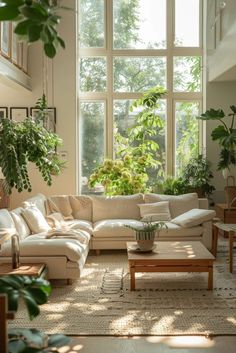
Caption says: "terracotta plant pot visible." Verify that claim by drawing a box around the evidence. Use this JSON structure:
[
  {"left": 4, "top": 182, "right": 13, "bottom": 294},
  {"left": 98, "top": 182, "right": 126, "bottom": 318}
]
[{"left": 135, "top": 230, "right": 155, "bottom": 251}]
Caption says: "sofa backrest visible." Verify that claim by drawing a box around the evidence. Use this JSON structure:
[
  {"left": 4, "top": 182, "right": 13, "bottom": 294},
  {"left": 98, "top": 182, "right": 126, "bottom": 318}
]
[
  {"left": 22, "top": 193, "right": 47, "bottom": 217},
  {"left": 144, "top": 193, "right": 199, "bottom": 219},
  {"left": 69, "top": 195, "right": 93, "bottom": 221},
  {"left": 92, "top": 194, "right": 144, "bottom": 222}
]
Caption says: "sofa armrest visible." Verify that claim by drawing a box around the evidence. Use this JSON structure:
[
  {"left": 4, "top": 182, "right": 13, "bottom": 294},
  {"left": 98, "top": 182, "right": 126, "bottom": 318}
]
[{"left": 198, "top": 198, "right": 209, "bottom": 210}]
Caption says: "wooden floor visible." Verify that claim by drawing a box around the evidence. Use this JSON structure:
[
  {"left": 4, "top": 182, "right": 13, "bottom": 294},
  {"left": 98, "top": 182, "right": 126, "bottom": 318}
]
[{"left": 59, "top": 336, "right": 236, "bottom": 353}]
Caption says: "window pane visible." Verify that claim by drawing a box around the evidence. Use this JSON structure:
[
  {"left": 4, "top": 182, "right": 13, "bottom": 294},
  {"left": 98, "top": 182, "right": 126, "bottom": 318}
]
[
  {"left": 80, "top": 102, "right": 105, "bottom": 193},
  {"left": 114, "top": 99, "right": 166, "bottom": 181},
  {"left": 114, "top": 57, "right": 166, "bottom": 92},
  {"left": 175, "top": 0, "right": 199, "bottom": 47},
  {"left": 79, "top": 0, "right": 105, "bottom": 48},
  {"left": 173, "top": 56, "right": 201, "bottom": 92},
  {"left": 113, "top": 0, "right": 166, "bottom": 49},
  {"left": 80, "top": 57, "right": 106, "bottom": 92},
  {"left": 175, "top": 101, "right": 199, "bottom": 176}
]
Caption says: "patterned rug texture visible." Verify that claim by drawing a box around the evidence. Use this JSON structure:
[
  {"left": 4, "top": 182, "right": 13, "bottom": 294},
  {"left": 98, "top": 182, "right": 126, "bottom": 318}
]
[{"left": 10, "top": 242, "right": 236, "bottom": 336}]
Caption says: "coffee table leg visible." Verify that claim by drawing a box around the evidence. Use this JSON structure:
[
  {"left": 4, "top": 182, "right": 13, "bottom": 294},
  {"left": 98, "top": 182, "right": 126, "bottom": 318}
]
[
  {"left": 208, "top": 265, "right": 213, "bottom": 290},
  {"left": 229, "top": 231, "right": 234, "bottom": 273},
  {"left": 129, "top": 263, "right": 135, "bottom": 291}
]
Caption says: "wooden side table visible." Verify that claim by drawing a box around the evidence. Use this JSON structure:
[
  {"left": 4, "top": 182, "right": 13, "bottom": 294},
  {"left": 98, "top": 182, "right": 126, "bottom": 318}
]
[
  {"left": 212, "top": 223, "right": 236, "bottom": 273},
  {"left": 215, "top": 203, "right": 236, "bottom": 236},
  {"left": 0, "top": 263, "right": 47, "bottom": 278}
]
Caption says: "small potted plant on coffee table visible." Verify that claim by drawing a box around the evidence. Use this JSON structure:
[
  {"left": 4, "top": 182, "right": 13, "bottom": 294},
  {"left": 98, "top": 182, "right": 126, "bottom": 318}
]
[{"left": 126, "top": 219, "right": 167, "bottom": 251}]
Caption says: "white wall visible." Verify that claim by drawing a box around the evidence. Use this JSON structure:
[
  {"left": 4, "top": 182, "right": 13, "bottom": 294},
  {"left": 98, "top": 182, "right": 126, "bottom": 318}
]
[{"left": 0, "top": 1, "right": 77, "bottom": 208}]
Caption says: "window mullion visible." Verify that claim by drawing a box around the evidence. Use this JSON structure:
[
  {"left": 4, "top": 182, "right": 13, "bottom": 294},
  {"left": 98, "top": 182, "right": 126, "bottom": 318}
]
[{"left": 106, "top": 0, "right": 113, "bottom": 159}]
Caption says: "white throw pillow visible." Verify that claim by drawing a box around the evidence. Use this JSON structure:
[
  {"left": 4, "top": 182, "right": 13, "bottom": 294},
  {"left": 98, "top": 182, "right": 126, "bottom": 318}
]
[
  {"left": 22, "top": 205, "right": 51, "bottom": 234},
  {"left": 171, "top": 208, "right": 216, "bottom": 228},
  {"left": 139, "top": 201, "right": 171, "bottom": 221}
]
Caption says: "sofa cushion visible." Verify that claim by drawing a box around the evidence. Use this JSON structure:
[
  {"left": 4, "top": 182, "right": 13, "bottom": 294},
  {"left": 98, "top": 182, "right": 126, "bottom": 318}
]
[
  {"left": 69, "top": 195, "right": 93, "bottom": 221},
  {"left": 0, "top": 231, "right": 90, "bottom": 262},
  {"left": 10, "top": 207, "right": 31, "bottom": 240},
  {"left": 92, "top": 194, "right": 144, "bottom": 222},
  {"left": 22, "top": 205, "right": 51, "bottom": 234},
  {"left": 47, "top": 196, "right": 73, "bottom": 220},
  {"left": 0, "top": 209, "right": 16, "bottom": 243},
  {"left": 63, "top": 219, "right": 93, "bottom": 235},
  {"left": 93, "top": 219, "right": 142, "bottom": 238},
  {"left": 22, "top": 193, "right": 47, "bottom": 216},
  {"left": 139, "top": 201, "right": 171, "bottom": 221},
  {"left": 171, "top": 209, "right": 216, "bottom": 228},
  {"left": 144, "top": 193, "right": 199, "bottom": 218}
]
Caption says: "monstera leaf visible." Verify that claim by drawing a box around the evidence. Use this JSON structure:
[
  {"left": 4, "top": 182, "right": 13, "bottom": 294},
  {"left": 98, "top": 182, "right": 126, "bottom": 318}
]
[{"left": 197, "top": 108, "right": 225, "bottom": 120}]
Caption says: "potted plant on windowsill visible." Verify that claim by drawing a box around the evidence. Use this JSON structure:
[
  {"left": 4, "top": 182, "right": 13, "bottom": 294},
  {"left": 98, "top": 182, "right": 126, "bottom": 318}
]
[{"left": 126, "top": 220, "right": 167, "bottom": 251}]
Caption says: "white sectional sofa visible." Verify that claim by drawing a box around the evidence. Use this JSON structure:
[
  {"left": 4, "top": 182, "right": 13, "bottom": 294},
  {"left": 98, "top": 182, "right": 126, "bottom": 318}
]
[{"left": 0, "top": 192, "right": 216, "bottom": 282}]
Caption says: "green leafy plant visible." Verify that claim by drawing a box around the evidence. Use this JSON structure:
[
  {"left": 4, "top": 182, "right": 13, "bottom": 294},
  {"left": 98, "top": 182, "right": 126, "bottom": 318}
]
[
  {"left": 0, "top": 117, "right": 63, "bottom": 194},
  {"left": 88, "top": 86, "right": 166, "bottom": 195},
  {"left": 181, "top": 154, "right": 215, "bottom": 197},
  {"left": 197, "top": 106, "right": 236, "bottom": 170},
  {"left": 0, "top": 0, "right": 70, "bottom": 58},
  {"left": 154, "top": 176, "right": 188, "bottom": 195},
  {"left": 0, "top": 275, "right": 51, "bottom": 319},
  {"left": 125, "top": 220, "right": 167, "bottom": 233},
  {"left": 0, "top": 275, "right": 70, "bottom": 352}
]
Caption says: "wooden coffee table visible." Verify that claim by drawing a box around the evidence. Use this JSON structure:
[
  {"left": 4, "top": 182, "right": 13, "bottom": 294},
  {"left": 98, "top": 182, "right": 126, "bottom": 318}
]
[{"left": 127, "top": 241, "right": 215, "bottom": 291}]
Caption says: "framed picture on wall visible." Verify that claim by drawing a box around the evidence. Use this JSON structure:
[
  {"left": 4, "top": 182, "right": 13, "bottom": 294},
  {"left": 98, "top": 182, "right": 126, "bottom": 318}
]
[
  {"left": 30, "top": 107, "right": 56, "bottom": 132},
  {"left": 0, "top": 107, "right": 8, "bottom": 121},
  {"left": 1, "top": 22, "right": 11, "bottom": 59},
  {"left": 10, "top": 107, "right": 28, "bottom": 122}
]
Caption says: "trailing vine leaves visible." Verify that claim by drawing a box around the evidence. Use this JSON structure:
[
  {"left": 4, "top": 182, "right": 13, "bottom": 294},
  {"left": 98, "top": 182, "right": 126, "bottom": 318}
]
[
  {"left": 0, "top": 117, "right": 63, "bottom": 194},
  {"left": 0, "top": 0, "right": 68, "bottom": 58}
]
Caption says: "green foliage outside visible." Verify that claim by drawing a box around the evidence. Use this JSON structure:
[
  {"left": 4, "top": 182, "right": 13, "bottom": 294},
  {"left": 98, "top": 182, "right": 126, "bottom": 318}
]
[
  {"left": 0, "top": 0, "right": 67, "bottom": 58},
  {"left": 197, "top": 106, "right": 236, "bottom": 170},
  {"left": 80, "top": 0, "right": 201, "bottom": 194},
  {"left": 88, "top": 86, "right": 166, "bottom": 195}
]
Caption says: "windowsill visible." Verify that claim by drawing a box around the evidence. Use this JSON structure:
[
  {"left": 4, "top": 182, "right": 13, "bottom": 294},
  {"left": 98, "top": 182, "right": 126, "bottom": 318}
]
[{"left": 0, "top": 55, "right": 31, "bottom": 91}]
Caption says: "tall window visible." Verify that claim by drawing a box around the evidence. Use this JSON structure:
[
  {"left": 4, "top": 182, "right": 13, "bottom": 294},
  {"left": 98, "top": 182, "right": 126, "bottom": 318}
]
[{"left": 78, "top": 0, "right": 203, "bottom": 193}]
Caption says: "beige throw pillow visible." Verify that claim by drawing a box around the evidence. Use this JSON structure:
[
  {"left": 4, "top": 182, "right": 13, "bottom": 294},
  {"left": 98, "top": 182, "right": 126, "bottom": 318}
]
[
  {"left": 22, "top": 205, "right": 51, "bottom": 234},
  {"left": 139, "top": 201, "right": 171, "bottom": 221},
  {"left": 171, "top": 208, "right": 216, "bottom": 228}
]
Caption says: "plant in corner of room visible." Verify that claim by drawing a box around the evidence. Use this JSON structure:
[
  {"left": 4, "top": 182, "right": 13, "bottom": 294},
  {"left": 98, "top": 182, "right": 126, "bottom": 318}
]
[
  {"left": 181, "top": 154, "right": 215, "bottom": 197},
  {"left": 197, "top": 106, "right": 236, "bottom": 172},
  {"left": 0, "top": 275, "right": 69, "bottom": 351},
  {"left": 0, "top": 116, "right": 63, "bottom": 194},
  {"left": 0, "top": 0, "right": 72, "bottom": 58},
  {"left": 88, "top": 86, "right": 167, "bottom": 195}
]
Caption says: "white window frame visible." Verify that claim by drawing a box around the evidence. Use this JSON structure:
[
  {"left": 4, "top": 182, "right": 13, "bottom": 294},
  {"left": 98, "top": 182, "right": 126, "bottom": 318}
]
[{"left": 78, "top": 0, "right": 203, "bottom": 192}]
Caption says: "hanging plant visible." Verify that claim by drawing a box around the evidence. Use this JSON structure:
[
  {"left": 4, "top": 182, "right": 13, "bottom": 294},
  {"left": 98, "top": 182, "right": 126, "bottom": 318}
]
[
  {"left": 0, "top": 117, "right": 63, "bottom": 194},
  {"left": 0, "top": 0, "right": 71, "bottom": 58}
]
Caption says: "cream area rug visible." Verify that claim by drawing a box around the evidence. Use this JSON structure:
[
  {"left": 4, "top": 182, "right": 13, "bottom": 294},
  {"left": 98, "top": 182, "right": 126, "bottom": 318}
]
[{"left": 10, "top": 245, "right": 236, "bottom": 336}]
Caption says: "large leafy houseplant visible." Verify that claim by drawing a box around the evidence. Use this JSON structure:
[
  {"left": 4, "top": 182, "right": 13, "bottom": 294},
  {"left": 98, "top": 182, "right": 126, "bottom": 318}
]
[
  {"left": 197, "top": 106, "right": 236, "bottom": 170},
  {"left": 0, "top": 275, "right": 69, "bottom": 352},
  {"left": 0, "top": 117, "right": 63, "bottom": 194},
  {"left": 0, "top": 0, "right": 69, "bottom": 58},
  {"left": 89, "top": 86, "right": 166, "bottom": 195}
]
